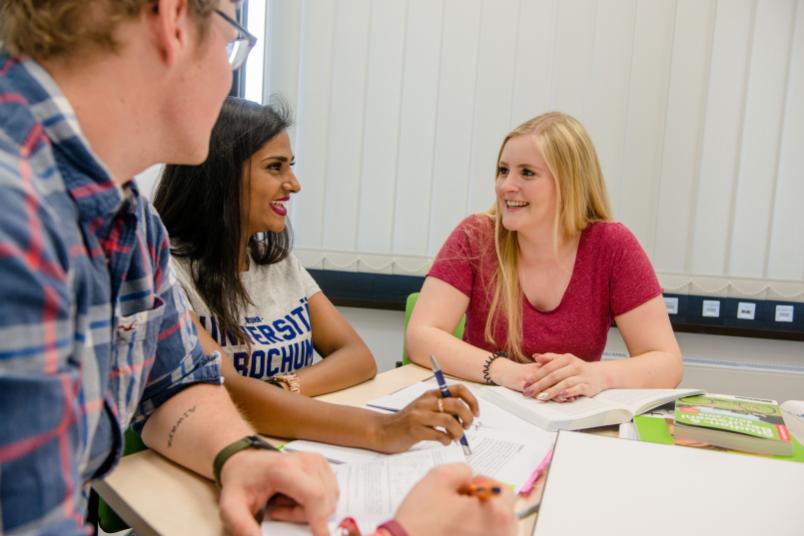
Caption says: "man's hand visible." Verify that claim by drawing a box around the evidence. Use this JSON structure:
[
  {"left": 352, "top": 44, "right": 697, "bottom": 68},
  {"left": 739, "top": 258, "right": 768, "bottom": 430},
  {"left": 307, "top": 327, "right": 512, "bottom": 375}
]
[
  {"left": 394, "top": 464, "right": 516, "bottom": 536},
  {"left": 218, "top": 450, "right": 338, "bottom": 536}
]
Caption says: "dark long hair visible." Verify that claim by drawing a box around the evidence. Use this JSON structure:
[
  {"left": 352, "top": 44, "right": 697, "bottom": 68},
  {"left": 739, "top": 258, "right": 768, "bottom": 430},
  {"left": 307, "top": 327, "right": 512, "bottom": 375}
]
[{"left": 154, "top": 96, "right": 294, "bottom": 346}]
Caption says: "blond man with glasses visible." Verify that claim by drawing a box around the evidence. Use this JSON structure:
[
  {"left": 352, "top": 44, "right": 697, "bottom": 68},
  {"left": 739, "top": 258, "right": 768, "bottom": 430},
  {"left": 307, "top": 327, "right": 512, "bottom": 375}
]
[
  {"left": 0, "top": 1, "right": 335, "bottom": 534},
  {"left": 0, "top": 1, "right": 516, "bottom": 535}
]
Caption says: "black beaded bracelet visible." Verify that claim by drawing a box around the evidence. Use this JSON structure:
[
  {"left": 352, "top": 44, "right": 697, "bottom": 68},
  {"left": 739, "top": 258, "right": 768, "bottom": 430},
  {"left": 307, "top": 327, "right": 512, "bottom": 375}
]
[{"left": 482, "top": 351, "right": 507, "bottom": 385}]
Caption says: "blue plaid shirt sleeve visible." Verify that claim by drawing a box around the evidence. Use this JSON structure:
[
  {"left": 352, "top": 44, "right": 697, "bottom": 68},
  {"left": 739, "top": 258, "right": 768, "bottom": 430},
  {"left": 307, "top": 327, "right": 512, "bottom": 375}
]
[{"left": 128, "top": 202, "right": 222, "bottom": 435}]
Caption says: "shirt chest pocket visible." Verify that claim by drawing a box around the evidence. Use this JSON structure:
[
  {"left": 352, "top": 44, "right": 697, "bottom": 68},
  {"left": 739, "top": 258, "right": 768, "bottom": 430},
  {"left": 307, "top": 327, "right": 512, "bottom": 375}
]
[{"left": 112, "top": 297, "right": 165, "bottom": 426}]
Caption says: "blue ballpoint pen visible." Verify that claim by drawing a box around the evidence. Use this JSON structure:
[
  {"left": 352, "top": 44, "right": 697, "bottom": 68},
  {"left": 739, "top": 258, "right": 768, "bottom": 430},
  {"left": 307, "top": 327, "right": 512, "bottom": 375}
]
[{"left": 430, "top": 354, "right": 473, "bottom": 456}]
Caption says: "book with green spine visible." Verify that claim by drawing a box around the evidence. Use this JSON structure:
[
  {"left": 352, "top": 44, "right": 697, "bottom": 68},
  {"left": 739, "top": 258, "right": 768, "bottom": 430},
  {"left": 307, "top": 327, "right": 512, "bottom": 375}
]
[
  {"left": 673, "top": 394, "right": 793, "bottom": 456},
  {"left": 634, "top": 414, "right": 804, "bottom": 462}
]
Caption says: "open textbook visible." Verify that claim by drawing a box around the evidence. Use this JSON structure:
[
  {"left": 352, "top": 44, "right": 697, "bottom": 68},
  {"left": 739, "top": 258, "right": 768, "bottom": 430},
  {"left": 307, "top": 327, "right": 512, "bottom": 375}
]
[{"left": 480, "top": 386, "right": 703, "bottom": 431}]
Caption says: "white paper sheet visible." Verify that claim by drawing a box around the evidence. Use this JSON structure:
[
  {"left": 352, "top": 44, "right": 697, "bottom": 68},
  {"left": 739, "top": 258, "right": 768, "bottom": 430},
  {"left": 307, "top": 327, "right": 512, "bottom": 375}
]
[
  {"left": 364, "top": 378, "right": 451, "bottom": 412},
  {"left": 535, "top": 431, "right": 804, "bottom": 535},
  {"left": 365, "top": 378, "right": 539, "bottom": 432},
  {"left": 261, "top": 447, "right": 465, "bottom": 535},
  {"left": 334, "top": 447, "right": 465, "bottom": 531},
  {"left": 266, "top": 379, "right": 558, "bottom": 534},
  {"left": 284, "top": 421, "right": 554, "bottom": 492}
]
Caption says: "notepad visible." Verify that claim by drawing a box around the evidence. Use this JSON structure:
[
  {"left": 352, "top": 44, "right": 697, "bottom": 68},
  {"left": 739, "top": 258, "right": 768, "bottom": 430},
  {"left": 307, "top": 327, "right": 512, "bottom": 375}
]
[
  {"left": 480, "top": 386, "right": 702, "bottom": 431},
  {"left": 534, "top": 432, "right": 804, "bottom": 535}
]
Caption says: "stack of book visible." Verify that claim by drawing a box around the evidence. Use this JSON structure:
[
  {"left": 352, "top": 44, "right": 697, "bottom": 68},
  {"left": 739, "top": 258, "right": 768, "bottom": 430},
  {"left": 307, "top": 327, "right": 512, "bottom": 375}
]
[
  {"left": 672, "top": 393, "right": 793, "bottom": 456},
  {"left": 632, "top": 393, "right": 800, "bottom": 459}
]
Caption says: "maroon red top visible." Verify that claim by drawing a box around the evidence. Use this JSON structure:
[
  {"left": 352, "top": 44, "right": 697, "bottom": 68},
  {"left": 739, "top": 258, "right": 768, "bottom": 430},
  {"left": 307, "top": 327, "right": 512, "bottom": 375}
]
[{"left": 428, "top": 215, "right": 662, "bottom": 361}]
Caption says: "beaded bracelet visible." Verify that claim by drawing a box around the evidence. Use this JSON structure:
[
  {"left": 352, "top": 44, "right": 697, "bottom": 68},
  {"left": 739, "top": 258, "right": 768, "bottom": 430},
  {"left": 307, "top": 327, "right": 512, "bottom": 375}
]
[{"left": 482, "top": 351, "right": 507, "bottom": 385}]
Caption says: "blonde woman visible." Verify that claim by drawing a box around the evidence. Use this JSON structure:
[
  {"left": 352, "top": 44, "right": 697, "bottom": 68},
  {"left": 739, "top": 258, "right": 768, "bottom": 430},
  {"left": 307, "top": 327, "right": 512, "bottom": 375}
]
[{"left": 406, "top": 112, "right": 682, "bottom": 402}]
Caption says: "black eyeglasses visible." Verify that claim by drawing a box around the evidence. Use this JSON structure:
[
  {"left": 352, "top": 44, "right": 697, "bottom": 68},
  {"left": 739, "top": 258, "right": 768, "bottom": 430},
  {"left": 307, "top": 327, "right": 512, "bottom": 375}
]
[{"left": 215, "top": 9, "right": 258, "bottom": 70}]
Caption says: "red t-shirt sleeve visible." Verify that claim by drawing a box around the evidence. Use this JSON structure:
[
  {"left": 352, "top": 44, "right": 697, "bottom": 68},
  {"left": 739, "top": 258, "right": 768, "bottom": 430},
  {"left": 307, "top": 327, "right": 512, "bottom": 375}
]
[
  {"left": 607, "top": 223, "right": 663, "bottom": 317},
  {"left": 428, "top": 214, "right": 491, "bottom": 297}
]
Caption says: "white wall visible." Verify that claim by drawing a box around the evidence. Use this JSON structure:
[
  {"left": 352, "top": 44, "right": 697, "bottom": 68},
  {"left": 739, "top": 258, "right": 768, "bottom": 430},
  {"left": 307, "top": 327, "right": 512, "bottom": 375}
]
[
  {"left": 338, "top": 306, "right": 804, "bottom": 402},
  {"left": 262, "top": 0, "right": 804, "bottom": 304}
]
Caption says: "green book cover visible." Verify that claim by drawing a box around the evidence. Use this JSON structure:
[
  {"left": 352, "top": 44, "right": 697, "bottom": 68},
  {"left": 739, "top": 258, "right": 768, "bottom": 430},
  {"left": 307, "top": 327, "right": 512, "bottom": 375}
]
[
  {"left": 634, "top": 414, "right": 804, "bottom": 462},
  {"left": 633, "top": 415, "right": 674, "bottom": 445},
  {"left": 674, "top": 394, "right": 789, "bottom": 441}
]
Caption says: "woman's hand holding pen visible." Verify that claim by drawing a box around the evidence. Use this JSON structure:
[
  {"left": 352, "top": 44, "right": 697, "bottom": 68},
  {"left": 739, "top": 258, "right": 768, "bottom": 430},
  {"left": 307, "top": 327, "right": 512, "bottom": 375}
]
[
  {"left": 371, "top": 386, "right": 479, "bottom": 454},
  {"left": 394, "top": 464, "right": 516, "bottom": 536},
  {"left": 522, "top": 352, "right": 609, "bottom": 401}
]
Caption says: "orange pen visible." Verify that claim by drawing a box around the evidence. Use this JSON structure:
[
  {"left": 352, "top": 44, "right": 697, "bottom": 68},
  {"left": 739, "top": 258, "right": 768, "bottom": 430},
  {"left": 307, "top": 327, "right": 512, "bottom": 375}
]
[{"left": 462, "top": 483, "right": 503, "bottom": 501}]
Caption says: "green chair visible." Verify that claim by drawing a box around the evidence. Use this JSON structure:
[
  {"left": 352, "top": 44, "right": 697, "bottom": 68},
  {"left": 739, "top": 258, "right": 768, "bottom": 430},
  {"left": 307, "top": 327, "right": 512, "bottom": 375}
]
[
  {"left": 97, "top": 428, "right": 148, "bottom": 533},
  {"left": 401, "top": 292, "right": 466, "bottom": 365}
]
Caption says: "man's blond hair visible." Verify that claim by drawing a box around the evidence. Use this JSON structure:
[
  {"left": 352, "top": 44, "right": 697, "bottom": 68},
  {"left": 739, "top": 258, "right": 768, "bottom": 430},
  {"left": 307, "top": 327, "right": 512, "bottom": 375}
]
[{"left": 0, "top": 0, "right": 219, "bottom": 60}]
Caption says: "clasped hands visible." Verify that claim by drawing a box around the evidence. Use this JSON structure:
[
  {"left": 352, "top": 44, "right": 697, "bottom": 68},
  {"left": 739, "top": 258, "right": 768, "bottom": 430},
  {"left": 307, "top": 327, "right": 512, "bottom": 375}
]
[{"left": 491, "top": 352, "right": 608, "bottom": 402}]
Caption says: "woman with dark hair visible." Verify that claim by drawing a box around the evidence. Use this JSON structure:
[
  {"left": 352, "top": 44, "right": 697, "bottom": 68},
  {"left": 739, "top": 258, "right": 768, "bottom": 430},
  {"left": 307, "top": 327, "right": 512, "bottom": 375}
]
[{"left": 154, "top": 96, "right": 479, "bottom": 453}]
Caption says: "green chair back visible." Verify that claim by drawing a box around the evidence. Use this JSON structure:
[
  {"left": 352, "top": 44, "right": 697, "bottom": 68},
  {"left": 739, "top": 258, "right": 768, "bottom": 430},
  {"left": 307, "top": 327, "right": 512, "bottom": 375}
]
[
  {"left": 97, "top": 428, "right": 148, "bottom": 532},
  {"left": 401, "top": 292, "right": 465, "bottom": 365}
]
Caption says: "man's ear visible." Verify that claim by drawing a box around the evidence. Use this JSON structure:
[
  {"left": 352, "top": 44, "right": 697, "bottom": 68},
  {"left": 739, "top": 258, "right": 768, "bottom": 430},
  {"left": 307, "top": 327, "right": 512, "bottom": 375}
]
[{"left": 148, "top": 0, "right": 192, "bottom": 66}]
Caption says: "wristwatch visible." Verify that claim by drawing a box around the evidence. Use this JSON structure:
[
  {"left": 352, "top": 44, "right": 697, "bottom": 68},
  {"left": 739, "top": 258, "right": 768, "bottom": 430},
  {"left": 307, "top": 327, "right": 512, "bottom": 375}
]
[
  {"left": 213, "top": 435, "right": 278, "bottom": 487},
  {"left": 273, "top": 373, "right": 301, "bottom": 393}
]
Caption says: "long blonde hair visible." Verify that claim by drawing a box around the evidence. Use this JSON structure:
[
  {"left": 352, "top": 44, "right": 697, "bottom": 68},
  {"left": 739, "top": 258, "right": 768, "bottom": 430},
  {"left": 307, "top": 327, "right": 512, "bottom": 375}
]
[{"left": 484, "top": 112, "right": 612, "bottom": 361}]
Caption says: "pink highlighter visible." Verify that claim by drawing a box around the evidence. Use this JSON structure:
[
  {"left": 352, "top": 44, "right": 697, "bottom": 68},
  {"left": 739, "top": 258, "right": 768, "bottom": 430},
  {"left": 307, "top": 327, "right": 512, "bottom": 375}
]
[{"left": 519, "top": 448, "right": 554, "bottom": 496}]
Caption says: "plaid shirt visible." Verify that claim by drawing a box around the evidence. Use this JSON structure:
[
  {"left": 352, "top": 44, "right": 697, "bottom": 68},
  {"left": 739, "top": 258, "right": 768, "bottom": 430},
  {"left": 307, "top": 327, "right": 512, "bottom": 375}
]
[{"left": 0, "top": 52, "right": 222, "bottom": 534}]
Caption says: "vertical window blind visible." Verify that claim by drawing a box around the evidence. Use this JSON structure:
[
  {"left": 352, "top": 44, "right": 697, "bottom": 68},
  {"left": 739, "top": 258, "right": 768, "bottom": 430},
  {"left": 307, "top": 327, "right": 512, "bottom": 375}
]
[{"left": 249, "top": 0, "right": 804, "bottom": 303}]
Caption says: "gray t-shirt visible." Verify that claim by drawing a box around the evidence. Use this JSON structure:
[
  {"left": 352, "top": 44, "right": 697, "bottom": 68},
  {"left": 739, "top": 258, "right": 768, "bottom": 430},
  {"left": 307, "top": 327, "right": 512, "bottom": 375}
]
[{"left": 172, "top": 254, "right": 321, "bottom": 380}]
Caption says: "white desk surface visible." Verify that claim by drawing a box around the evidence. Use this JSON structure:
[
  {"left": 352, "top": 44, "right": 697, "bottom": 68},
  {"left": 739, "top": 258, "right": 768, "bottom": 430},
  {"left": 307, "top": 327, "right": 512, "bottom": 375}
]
[{"left": 93, "top": 364, "right": 545, "bottom": 535}]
